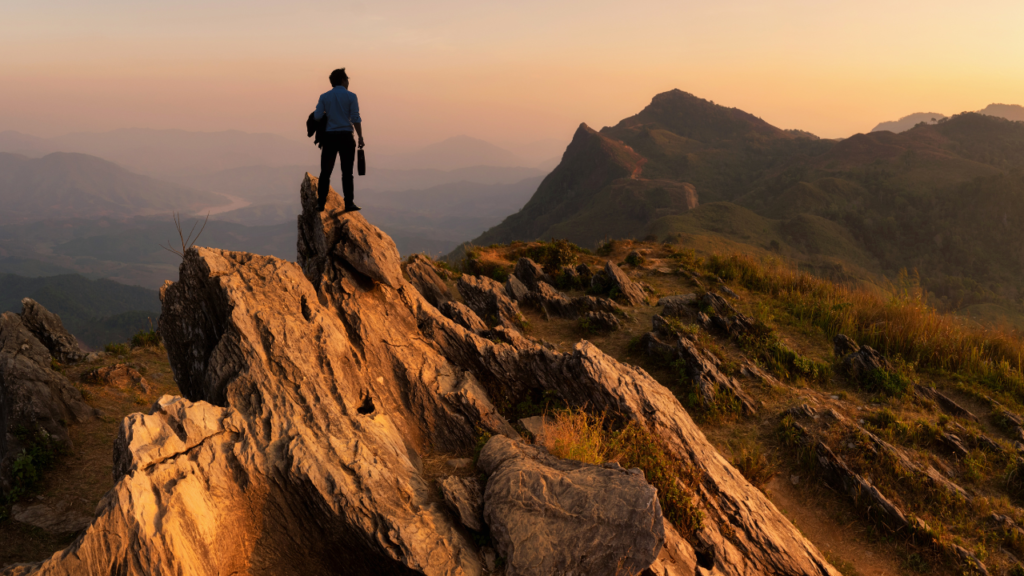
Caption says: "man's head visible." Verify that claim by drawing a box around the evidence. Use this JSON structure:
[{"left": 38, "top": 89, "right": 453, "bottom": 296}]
[{"left": 329, "top": 68, "right": 349, "bottom": 88}]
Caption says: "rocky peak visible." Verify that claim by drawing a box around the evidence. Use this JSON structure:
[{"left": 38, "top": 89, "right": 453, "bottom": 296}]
[{"left": 7, "top": 175, "right": 841, "bottom": 576}]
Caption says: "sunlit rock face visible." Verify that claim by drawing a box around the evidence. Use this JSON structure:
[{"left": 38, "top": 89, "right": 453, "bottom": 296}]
[{"left": 3, "top": 175, "right": 840, "bottom": 576}]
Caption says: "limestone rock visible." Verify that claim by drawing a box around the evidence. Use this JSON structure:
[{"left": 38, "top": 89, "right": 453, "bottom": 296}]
[
  {"left": 583, "top": 311, "right": 620, "bottom": 332},
  {"left": 440, "top": 475, "right": 485, "bottom": 532},
  {"left": 518, "top": 415, "right": 547, "bottom": 441},
  {"left": 11, "top": 501, "right": 93, "bottom": 535},
  {"left": 504, "top": 274, "right": 530, "bottom": 303},
  {"left": 640, "top": 331, "right": 756, "bottom": 416},
  {"left": 0, "top": 312, "right": 94, "bottom": 497},
  {"left": 834, "top": 334, "right": 892, "bottom": 378},
  {"left": 699, "top": 292, "right": 733, "bottom": 316},
  {"left": 523, "top": 281, "right": 578, "bottom": 318},
  {"left": 657, "top": 294, "right": 697, "bottom": 318},
  {"left": 440, "top": 301, "right": 489, "bottom": 334},
  {"left": 19, "top": 299, "right": 87, "bottom": 364},
  {"left": 513, "top": 258, "right": 545, "bottom": 290},
  {"left": 477, "top": 435, "right": 664, "bottom": 576},
  {"left": 604, "top": 260, "right": 647, "bottom": 306},
  {"left": 404, "top": 254, "right": 451, "bottom": 307},
  {"left": 84, "top": 364, "right": 150, "bottom": 393},
  {"left": 458, "top": 274, "right": 524, "bottom": 331}
]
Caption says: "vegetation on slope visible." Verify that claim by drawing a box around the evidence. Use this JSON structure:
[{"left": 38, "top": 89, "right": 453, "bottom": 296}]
[{"left": 451, "top": 237, "right": 1024, "bottom": 575}]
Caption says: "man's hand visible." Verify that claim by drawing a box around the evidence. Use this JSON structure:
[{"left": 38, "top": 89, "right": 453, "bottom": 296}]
[{"left": 358, "top": 137, "right": 365, "bottom": 148}]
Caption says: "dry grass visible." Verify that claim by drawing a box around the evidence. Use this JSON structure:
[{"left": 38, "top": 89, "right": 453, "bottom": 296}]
[
  {"left": 703, "top": 253, "right": 1024, "bottom": 402},
  {"left": 541, "top": 409, "right": 704, "bottom": 539}
]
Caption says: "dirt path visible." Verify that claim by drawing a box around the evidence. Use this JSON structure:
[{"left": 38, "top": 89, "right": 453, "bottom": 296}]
[{"left": 767, "top": 476, "right": 906, "bottom": 576}]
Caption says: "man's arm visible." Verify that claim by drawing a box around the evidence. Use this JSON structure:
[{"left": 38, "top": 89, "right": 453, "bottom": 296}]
[
  {"left": 349, "top": 94, "right": 364, "bottom": 146},
  {"left": 352, "top": 122, "right": 364, "bottom": 147}
]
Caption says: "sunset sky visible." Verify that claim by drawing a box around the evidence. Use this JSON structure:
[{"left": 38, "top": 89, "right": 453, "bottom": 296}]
[{"left": 3, "top": 0, "right": 1023, "bottom": 152}]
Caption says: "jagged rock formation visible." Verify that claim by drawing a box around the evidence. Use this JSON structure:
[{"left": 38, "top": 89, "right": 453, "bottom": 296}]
[
  {"left": 404, "top": 254, "right": 451, "bottom": 307},
  {"left": 641, "top": 319, "right": 757, "bottom": 416},
  {"left": 0, "top": 311, "right": 94, "bottom": 497},
  {"left": 5, "top": 175, "right": 841, "bottom": 576},
  {"left": 18, "top": 299, "right": 87, "bottom": 364}
]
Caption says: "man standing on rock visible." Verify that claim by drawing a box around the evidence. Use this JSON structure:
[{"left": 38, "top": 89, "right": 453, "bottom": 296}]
[{"left": 314, "top": 68, "right": 364, "bottom": 212}]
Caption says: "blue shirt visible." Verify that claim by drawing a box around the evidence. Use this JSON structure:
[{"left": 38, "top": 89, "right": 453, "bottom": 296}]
[{"left": 314, "top": 86, "right": 362, "bottom": 132}]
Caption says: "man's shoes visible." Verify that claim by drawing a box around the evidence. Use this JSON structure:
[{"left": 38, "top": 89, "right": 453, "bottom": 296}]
[
  {"left": 316, "top": 203, "right": 327, "bottom": 213},
  {"left": 343, "top": 203, "right": 361, "bottom": 212}
]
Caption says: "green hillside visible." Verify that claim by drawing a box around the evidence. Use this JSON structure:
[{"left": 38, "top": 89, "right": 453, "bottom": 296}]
[
  {"left": 0, "top": 274, "right": 161, "bottom": 348},
  {"left": 468, "top": 91, "right": 1024, "bottom": 325}
]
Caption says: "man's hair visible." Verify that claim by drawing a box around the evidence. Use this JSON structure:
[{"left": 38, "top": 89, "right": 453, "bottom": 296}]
[{"left": 329, "top": 68, "right": 349, "bottom": 87}]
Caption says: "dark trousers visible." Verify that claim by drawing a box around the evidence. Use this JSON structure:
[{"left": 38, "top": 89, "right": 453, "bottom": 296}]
[{"left": 318, "top": 131, "right": 356, "bottom": 206}]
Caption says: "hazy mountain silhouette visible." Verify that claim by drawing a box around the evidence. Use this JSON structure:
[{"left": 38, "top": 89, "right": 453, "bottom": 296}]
[
  {"left": 871, "top": 112, "right": 947, "bottom": 133},
  {"left": 978, "top": 103, "right": 1024, "bottom": 122},
  {"left": 0, "top": 152, "right": 228, "bottom": 224},
  {"left": 184, "top": 163, "right": 547, "bottom": 205}
]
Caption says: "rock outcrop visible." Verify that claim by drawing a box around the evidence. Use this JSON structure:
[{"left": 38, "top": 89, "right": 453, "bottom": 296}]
[
  {"left": 18, "top": 299, "right": 87, "bottom": 364},
  {"left": 478, "top": 435, "right": 664, "bottom": 576},
  {"left": 599, "top": 260, "right": 648, "bottom": 306},
  {"left": 84, "top": 364, "right": 151, "bottom": 393},
  {"left": 4, "top": 174, "right": 841, "bottom": 576},
  {"left": 404, "top": 254, "right": 451, "bottom": 307},
  {"left": 0, "top": 312, "right": 94, "bottom": 497}
]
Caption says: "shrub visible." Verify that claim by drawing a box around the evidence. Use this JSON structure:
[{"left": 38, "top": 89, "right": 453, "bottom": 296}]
[
  {"left": 130, "top": 329, "right": 161, "bottom": 349},
  {"left": 105, "top": 342, "right": 130, "bottom": 356},
  {"left": 732, "top": 446, "right": 776, "bottom": 489},
  {"left": 625, "top": 252, "right": 645, "bottom": 267},
  {"left": 2, "top": 428, "right": 67, "bottom": 509}
]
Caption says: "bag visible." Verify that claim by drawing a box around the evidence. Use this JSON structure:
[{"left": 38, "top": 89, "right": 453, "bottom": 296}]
[{"left": 357, "top": 147, "right": 366, "bottom": 176}]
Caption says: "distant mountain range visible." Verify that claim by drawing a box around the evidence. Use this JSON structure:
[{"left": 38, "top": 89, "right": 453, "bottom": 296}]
[
  {"left": 871, "top": 112, "right": 947, "bottom": 134},
  {"left": 0, "top": 152, "right": 227, "bottom": 224},
  {"left": 0, "top": 128, "right": 315, "bottom": 181},
  {"left": 469, "top": 89, "right": 1024, "bottom": 326},
  {"left": 0, "top": 273, "right": 161, "bottom": 348},
  {"left": 871, "top": 103, "right": 1024, "bottom": 134}
]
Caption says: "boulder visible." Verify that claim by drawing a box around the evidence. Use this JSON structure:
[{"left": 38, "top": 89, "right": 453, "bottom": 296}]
[
  {"left": 504, "top": 274, "right": 530, "bottom": 303},
  {"left": 439, "top": 301, "right": 489, "bottom": 334},
  {"left": 440, "top": 476, "right": 485, "bottom": 532},
  {"left": 84, "top": 364, "right": 151, "bottom": 393},
  {"left": 19, "top": 299, "right": 87, "bottom": 364},
  {"left": 523, "top": 281, "right": 578, "bottom": 318},
  {"left": 603, "top": 261, "right": 647, "bottom": 306},
  {"left": 11, "top": 501, "right": 93, "bottom": 535},
  {"left": 0, "top": 312, "right": 95, "bottom": 497},
  {"left": 478, "top": 435, "right": 664, "bottom": 576},
  {"left": 583, "top": 311, "right": 620, "bottom": 332},
  {"left": 404, "top": 254, "right": 451, "bottom": 307},
  {"left": 657, "top": 294, "right": 697, "bottom": 318},
  {"left": 513, "top": 258, "right": 545, "bottom": 290}
]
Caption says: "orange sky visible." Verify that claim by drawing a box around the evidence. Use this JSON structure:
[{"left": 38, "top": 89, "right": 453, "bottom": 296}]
[{"left": 3, "top": 0, "right": 1023, "bottom": 151}]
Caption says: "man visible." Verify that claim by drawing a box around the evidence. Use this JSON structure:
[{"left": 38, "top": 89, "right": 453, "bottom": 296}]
[{"left": 314, "top": 68, "right": 364, "bottom": 212}]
